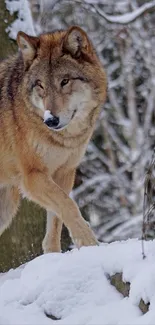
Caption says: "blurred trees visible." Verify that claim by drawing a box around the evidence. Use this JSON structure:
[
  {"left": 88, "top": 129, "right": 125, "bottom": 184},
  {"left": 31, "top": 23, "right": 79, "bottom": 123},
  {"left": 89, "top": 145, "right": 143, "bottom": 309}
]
[{"left": 29, "top": 0, "right": 155, "bottom": 241}]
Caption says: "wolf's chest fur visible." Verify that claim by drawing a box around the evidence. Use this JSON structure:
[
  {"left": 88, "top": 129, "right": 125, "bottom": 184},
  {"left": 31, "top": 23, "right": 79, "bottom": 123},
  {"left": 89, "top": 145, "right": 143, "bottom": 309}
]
[{"left": 27, "top": 128, "right": 88, "bottom": 175}]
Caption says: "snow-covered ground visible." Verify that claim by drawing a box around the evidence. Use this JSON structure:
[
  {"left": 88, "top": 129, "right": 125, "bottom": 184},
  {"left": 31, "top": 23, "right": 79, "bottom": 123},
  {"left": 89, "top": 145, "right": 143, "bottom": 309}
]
[{"left": 0, "top": 239, "right": 155, "bottom": 325}]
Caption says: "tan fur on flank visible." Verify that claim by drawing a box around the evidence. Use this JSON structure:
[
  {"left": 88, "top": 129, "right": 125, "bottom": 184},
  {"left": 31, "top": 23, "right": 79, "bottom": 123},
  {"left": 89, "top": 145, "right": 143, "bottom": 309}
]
[{"left": 0, "top": 26, "right": 106, "bottom": 252}]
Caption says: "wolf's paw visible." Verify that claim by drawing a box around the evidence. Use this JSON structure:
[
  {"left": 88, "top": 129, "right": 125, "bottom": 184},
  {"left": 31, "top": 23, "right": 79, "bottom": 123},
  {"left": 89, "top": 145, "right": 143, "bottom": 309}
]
[
  {"left": 42, "top": 234, "right": 61, "bottom": 253},
  {"left": 70, "top": 221, "right": 98, "bottom": 249}
]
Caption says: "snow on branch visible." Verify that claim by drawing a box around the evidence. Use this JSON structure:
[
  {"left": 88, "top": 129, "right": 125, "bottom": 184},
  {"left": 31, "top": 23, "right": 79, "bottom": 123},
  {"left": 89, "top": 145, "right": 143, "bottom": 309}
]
[
  {"left": 30, "top": 0, "right": 155, "bottom": 26},
  {"left": 5, "top": 0, "right": 35, "bottom": 39},
  {"left": 91, "top": 1, "right": 155, "bottom": 24}
]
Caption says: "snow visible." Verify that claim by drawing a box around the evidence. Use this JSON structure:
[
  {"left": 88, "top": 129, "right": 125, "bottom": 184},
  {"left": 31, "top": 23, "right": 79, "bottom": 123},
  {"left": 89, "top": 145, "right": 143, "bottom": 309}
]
[
  {"left": 44, "top": 110, "right": 53, "bottom": 121},
  {"left": 5, "top": 0, "right": 35, "bottom": 39},
  {"left": 6, "top": 0, "right": 155, "bottom": 39},
  {"left": 0, "top": 239, "right": 155, "bottom": 324}
]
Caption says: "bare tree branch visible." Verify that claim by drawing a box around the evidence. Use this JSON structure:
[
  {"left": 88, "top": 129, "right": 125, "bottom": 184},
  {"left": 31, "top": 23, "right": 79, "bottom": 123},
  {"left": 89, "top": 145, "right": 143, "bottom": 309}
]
[{"left": 91, "top": 1, "right": 155, "bottom": 24}]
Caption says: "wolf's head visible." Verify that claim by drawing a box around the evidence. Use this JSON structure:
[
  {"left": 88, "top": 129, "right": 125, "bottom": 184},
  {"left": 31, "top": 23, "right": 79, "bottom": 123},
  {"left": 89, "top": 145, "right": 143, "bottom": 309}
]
[{"left": 17, "top": 26, "right": 106, "bottom": 132}]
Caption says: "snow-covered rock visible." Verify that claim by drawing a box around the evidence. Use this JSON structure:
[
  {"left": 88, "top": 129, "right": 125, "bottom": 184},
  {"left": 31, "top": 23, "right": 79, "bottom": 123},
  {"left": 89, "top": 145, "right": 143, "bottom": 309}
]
[{"left": 0, "top": 239, "right": 155, "bottom": 324}]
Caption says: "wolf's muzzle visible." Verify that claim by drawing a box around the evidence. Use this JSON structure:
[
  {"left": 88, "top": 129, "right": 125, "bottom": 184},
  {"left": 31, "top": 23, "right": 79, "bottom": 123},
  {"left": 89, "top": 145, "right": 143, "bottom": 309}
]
[{"left": 44, "top": 116, "right": 59, "bottom": 128}]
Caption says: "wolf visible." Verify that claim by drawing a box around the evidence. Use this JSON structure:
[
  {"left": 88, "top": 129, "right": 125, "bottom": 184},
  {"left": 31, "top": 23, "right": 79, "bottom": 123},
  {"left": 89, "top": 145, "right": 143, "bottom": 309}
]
[{"left": 0, "top": 26, "right": 106, "bottom": 253}]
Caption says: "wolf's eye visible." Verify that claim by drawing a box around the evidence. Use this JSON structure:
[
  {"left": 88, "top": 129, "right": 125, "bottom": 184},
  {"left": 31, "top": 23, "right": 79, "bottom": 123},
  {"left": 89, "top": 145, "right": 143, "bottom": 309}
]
[
  {"left": 36, "top": 80, "right": 44, "bottom": 89},
  {"left": 61, "top": 79, "right": 69, "bottom": 87}
]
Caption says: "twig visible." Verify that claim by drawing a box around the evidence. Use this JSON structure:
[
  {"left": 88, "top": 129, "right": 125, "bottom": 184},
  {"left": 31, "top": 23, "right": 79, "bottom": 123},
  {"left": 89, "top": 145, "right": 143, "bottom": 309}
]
[
  {"left": 142, "top": 148, "right": 155, "bottom": 259},
  {"left": 91, "top": 1, "right": 155, "bottom": 25}
]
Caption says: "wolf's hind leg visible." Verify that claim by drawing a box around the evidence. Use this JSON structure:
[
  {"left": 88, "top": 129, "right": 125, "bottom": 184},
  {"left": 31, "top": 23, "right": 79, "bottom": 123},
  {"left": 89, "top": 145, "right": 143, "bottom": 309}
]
[
  {"left": 0, "top": 186, "right": 20, "bottom": 236},
  {"left": 42, "top": 212, "right": 62, "bottom": 253}
]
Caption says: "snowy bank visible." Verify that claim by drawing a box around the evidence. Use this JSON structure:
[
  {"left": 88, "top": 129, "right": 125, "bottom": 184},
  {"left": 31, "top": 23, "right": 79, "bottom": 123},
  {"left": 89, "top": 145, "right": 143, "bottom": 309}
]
[{"left": 0, "top": 239, "right": 155, "bottom": 324}]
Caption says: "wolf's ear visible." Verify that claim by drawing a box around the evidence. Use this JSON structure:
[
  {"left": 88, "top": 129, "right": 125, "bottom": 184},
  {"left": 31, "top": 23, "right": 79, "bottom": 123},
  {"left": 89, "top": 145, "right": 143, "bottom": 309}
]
[
  {"left": 17, "top": 31, "right": 39, "bottom": 65},
  {"left": 63, "top": 26, "right": 91, "bottom": 58}
]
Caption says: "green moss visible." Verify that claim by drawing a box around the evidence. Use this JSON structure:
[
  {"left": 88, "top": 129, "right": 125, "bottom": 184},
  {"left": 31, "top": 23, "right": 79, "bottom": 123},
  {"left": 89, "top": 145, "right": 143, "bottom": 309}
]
[
  {"left": 0, "top": 200, "right": 46, "bottom": 272},
  {"left": 110, "top": 273, "right": 149, "bottom": 315},
  {"left": 110, "top": 273, "right": 130, "bottom": 297}
]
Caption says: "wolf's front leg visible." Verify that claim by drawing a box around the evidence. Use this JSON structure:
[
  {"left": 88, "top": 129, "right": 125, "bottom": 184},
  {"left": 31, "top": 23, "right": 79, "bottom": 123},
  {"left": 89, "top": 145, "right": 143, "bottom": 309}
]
[
  {"left": 23, "top": 170, "right": 98, "bottom": 250},
  {"left": 43, "top": 168, "right": 75, "bottom": 253}
]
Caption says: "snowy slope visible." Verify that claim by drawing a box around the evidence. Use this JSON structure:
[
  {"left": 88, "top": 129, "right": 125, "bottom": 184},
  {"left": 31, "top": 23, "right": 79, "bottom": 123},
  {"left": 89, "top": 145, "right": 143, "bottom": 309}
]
[{"left": 0, "top": 239, "right": 155, "bottom": 325}]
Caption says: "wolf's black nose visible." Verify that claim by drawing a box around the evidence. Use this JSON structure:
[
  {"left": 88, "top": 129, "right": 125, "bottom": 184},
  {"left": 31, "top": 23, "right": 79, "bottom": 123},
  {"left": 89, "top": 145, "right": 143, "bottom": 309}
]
[{"left": 45, "top": 116, "right": 59, "bottom": 128}]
